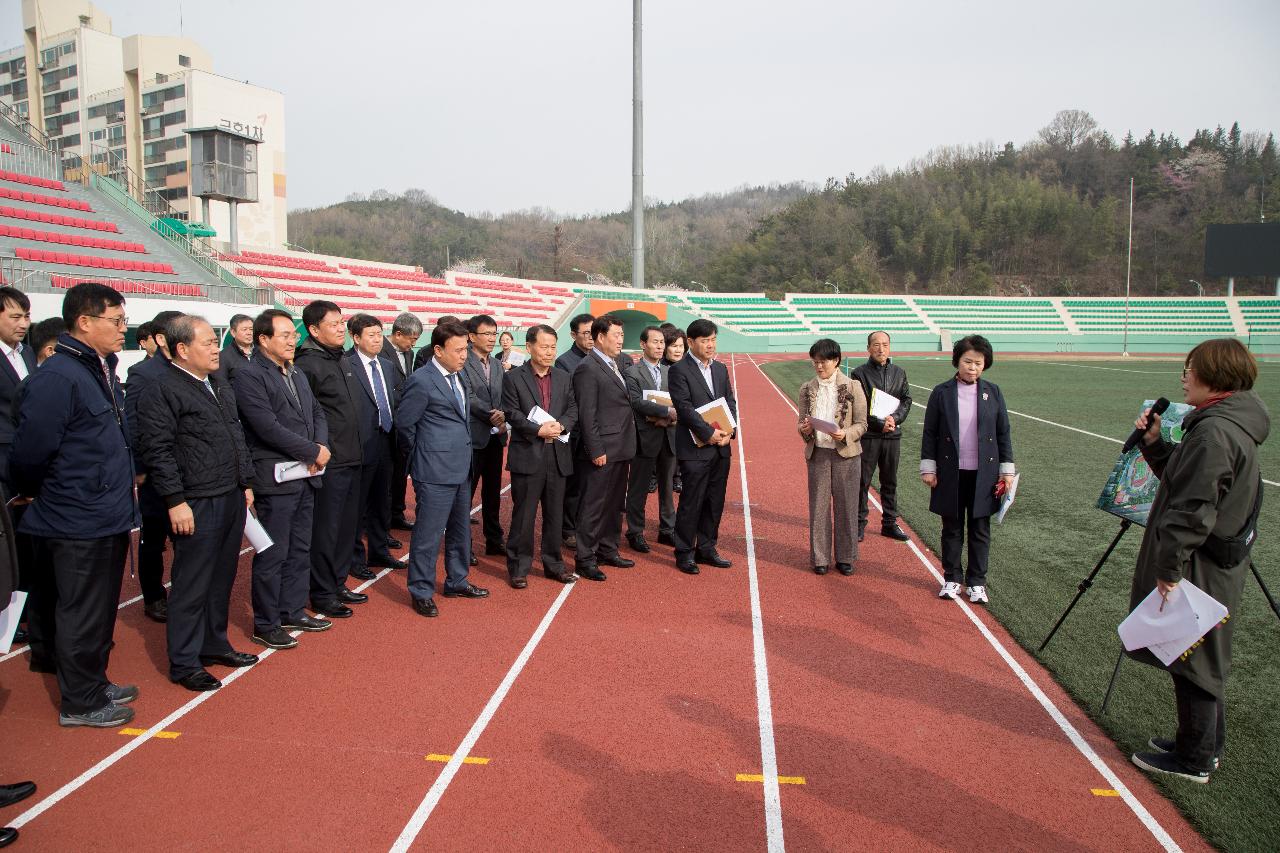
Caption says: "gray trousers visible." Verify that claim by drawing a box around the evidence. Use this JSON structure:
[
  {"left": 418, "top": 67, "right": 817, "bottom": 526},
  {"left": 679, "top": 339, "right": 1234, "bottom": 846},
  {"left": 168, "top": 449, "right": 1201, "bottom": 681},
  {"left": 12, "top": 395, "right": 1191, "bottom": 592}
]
[{"left": 807, "top": 447, "right": 860, "bottom": 567}]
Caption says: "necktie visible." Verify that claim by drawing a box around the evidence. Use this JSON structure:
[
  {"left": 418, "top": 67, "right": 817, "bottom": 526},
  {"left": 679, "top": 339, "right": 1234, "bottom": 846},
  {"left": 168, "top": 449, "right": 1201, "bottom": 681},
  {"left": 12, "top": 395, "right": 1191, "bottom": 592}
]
[
  {"left": 650, "top": 361, "right": 661, "bottom": 388},
  {"left": 448, "top": 372, "right": 465, "bottom": 416},
  {"left": 202, "top": 377, "right": 217, "bottom": 399},
  {"left": 370, "top": 359, "right": 392, "bottom": 432}
]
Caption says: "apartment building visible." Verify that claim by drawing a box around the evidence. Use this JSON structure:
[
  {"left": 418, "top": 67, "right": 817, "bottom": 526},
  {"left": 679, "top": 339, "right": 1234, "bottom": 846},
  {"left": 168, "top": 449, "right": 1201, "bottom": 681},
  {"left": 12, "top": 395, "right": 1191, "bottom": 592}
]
[{"left": 1, "top": 0, "right": 287, "bottom": 248}]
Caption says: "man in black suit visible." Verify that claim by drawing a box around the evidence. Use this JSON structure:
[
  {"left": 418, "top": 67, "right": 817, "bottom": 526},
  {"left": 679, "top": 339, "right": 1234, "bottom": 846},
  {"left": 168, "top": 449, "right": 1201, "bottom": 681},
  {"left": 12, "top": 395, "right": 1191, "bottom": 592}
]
[
  {"left": 295, "top": 300, "right": 369, "bottom": 619},
  {"left": 0, "top": 287, "right": 37, "bottom": 493},
  {"left": 554, "top": 313, "right": 594, "bottom": 548},
  {"left": 669, "top": 319, "right": 737, "bottom": 575},
  {"left": 232, "top": 309, "right": 333, "bottom": 650},
  {"left": 382, "top": 312, "right": 422, "bottom": 530},
  {"left": 501, "top": 325, "right": 578, "bottom": 588},
  {"left": 464, "top": 314, "right": 507, "bottom": 556},
  {"left": 124, "top": 309, "right": 187, "bottom": 623},
  {"left": 571, "top": 314, "right": 637, "bottom": 581},
  {"left": 345, "top": 314, "right": 407, "bottom": 580},
  {"left": 218, "top": 313, "right": 254, "bottom": 384},
  {"left": 624, "top": 326, "right": 678, "bottom": 553}
]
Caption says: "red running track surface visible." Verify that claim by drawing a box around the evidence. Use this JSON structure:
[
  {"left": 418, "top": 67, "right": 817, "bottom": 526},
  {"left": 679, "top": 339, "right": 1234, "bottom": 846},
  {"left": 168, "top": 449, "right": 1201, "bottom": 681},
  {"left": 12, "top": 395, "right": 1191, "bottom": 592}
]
[{"left": 0, "top": 355, "right": 1210, "bottom": 851}]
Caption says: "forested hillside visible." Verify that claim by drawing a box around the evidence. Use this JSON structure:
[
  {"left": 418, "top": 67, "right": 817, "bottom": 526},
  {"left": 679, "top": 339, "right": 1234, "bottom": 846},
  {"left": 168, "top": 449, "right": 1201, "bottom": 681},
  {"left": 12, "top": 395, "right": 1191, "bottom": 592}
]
[{"left": 288, "top": 111, "right": 1278, "bottom": 296}]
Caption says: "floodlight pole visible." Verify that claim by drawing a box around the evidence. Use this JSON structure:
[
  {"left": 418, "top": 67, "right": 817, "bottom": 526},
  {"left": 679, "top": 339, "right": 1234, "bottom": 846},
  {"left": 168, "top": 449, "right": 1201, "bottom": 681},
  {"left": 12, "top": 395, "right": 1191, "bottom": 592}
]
[
  {"left": 1123, "top": 177, "right": 1133, "bottom": 356},
  {"left": 631, "top": 0, "right": 645, "bottom": 290}
]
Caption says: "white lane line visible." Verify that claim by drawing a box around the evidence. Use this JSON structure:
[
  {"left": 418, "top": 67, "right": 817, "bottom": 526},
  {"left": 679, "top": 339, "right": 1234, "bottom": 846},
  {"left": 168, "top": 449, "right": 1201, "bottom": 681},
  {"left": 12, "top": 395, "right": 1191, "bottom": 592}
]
[
  {"left": 10, "top": 561, "right": 393, "bottom": 831},
  {"left": 904, "top": 541, "right": 1181, "bottom": 852},
  {"left": 2, "top": 547, "right": 255, "bottom": 664},
  {"left": 906, "top": 381, "right": 1280, "bottom": 488},
  {"left": 749, "top": 354, "right": 1181, "bottom": 852},
  {"left": 8, "top": 489, "right": 510, "bottom": 827},
  {"left": 1032, "top": 361, "right": 1176, "bottom": 375},
  {"left": 389, "top": 581, "right": 576, "bottom": 853},
  {"left": 732, "top": 353, "right": 786, "bottom": 853}
]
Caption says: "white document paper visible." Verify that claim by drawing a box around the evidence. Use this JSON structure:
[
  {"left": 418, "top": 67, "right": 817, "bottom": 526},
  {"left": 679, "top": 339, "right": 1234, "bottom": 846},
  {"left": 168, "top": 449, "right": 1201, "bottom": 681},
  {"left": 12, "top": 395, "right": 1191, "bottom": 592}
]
[
  {"left": 695, "top": 397, "right": 738, "bottom": 429},
  {"left": 244, "top": 509, "right": 274, "bottom": 553},
  {"left": 808, "top": 416, "right": 840, "bottom": 436},
  {"left": 642, "top": 389, "right": 673, "bottom": 408},
  {"left": 506, "top": 350, "right": 527, "bottom": 367},
  {"left": 994, "top": 473, "right": 1020, "bottom": 524},
  {"left": 528, "top": 405, "right": 570, "bottom": 443},
  {"left": 274, "top": 461, "right": 324, "bottom": 484},
  {"left": 869, "top": 388, "right": 900, "bottom": 421},
  {"left": 1118, "top": 580, "right": 1229, "bottom": 666},
  {"left": 0, "top": 591, "right": 27, "bottom": 654}
]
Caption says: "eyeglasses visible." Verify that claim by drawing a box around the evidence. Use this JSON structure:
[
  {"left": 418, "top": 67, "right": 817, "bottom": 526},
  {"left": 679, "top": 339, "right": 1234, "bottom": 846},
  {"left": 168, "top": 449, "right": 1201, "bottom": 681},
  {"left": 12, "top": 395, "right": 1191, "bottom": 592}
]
[
  {"left": 476, "top": 330, "right": 498, "bottom": 337},
  {"left": 1182, "top": 367, "right": 1193, "bottom": 378},
  {"left": 88, "top": 315, "right": 129, "bottom": 329}
]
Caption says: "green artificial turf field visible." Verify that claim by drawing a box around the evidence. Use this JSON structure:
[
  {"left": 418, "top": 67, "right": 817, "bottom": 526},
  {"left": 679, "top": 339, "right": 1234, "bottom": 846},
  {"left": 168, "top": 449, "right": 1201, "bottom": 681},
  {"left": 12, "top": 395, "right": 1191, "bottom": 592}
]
[{"left": 759, "top": 355, "right": 1280, "bottom": 852}]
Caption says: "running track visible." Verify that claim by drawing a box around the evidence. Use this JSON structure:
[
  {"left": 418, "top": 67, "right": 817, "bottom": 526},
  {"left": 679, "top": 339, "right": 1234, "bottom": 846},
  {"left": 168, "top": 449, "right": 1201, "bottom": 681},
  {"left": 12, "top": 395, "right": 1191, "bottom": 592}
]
[{"left": 0, "top": 354, "right": 1210, "bottom": 851}]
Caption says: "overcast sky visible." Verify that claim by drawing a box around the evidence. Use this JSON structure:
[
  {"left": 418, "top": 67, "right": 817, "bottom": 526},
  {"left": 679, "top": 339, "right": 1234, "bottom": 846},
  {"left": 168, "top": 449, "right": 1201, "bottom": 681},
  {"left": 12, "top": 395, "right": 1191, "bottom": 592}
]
[{"left": 8, "top": 1, "right": 1279, "bottom": 216}]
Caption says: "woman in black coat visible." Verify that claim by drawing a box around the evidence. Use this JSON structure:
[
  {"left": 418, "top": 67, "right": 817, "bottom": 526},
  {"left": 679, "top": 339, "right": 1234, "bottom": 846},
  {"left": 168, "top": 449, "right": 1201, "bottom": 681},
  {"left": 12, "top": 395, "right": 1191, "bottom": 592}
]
[{"left": 919, "top": 335, "right": 1015, "bottom": 604}]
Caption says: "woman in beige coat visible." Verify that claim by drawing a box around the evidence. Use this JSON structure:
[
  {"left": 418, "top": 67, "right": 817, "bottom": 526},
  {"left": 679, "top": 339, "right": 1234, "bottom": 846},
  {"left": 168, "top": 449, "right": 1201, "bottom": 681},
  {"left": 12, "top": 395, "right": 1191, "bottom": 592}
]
[{"left": 798, "top": 338, "right": 868, "bottom": 575}]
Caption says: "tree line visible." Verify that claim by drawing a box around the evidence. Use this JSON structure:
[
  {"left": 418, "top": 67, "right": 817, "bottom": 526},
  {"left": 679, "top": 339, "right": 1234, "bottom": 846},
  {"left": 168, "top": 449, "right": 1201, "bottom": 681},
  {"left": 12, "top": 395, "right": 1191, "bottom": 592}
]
[{"left": 288, "top": 111, "right": 1278, "bottom": 297}]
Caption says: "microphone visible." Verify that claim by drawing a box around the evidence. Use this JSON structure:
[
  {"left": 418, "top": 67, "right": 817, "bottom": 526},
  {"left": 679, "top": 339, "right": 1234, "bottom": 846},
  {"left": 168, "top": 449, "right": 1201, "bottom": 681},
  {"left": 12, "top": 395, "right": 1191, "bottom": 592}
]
[{"left": 1122, "top": 397, "right": 1170, "bottom": 453}]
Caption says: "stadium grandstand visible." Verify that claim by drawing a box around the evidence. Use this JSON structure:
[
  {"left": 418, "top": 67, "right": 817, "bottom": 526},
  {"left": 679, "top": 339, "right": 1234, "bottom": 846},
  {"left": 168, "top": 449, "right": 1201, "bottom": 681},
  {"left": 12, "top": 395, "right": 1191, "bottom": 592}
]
[{"left": 2, "top": 58, "right": 1276, "bottom": 361}]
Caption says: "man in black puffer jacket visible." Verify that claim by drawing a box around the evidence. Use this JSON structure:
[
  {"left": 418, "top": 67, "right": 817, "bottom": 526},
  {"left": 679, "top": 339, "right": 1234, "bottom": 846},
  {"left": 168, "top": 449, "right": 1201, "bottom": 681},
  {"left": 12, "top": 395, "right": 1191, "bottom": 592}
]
[
  {"left": 136, "top": 316, "right": 256, "bottom": 692},
  {"left": 294, "top": 300, "right": 369, "bottom": 619}
]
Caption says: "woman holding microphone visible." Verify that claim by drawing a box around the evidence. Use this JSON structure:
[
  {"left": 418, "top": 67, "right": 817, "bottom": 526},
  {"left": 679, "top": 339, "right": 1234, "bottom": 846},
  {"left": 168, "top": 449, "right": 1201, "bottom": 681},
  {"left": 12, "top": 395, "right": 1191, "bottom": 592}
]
[{"left": 1128, "top": 338, "right": 1269, "bottom": 783}]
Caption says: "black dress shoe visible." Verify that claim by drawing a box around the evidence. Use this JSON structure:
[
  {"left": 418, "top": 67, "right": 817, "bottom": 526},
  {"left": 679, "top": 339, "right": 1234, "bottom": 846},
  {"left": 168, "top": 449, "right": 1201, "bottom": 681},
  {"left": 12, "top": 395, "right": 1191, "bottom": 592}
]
[
  {"left": 391, "top": 516, "right": 414, "bottom": 530},
  {"left": 836, "top": 562, "right": 855, "bottom": 576},
  {"left": 470, "top": 516, "right": 479, "bottom": 525},
  {"left": 252, "top": 628, "right": 298, "bottom": 649},
  {"left": 144, "top": 598, "right": 168, "bottom": 623},
  {"left": 12, "top": 628, "right": 27, "bottom": 644},
  {"left": 387, "top": 538, "right": 403, "bottom": 549},
  {"left": 200, "top": 650, "right": 259, "bottom": 668},
  {"left": 0, "top": 827, "right": 18, "bottom": 847},
  {"left": 0, "top": 782, "right": 35, "bottom": 809},
  {"left": 881, "top": 524, "right": 910, "bottom": 541},
  {"left": 676, "top": 560, "right": 700, "bottom": 575},
  {"left": 543, "top": 568, "right": 576, "bottom": 584},
  {"left": 857, "top": 527, "right": 865, "bottom": 543},
  {"left": 175, "top": 670, "right": 221, "bottom": 691},
  {"left": 656, "top": 532, "right": 676, "bottom": 547},
  {"left": 696, "top": 551, "right": 733, "bottom": 568},
  {"left": 469, "top": 555, "right": 479, "bottom": 566},
  {"left": 509, "top": 577, "right": 528, "bottom": 589},
  {"left": 626, "top": 535, "right": 651, "bottom": 553},
  {"left": 337, "top": 588, "right": 368, "bottom": 604},
  {"left": 412, "top": 597, "right": 438, "bottom": 617},
  {"left": 485, "top": 542, "right": 505, "bottom": 555},
  {"left": 576, "top": 565, "right": 607, "bottom": 582},
  {"left": 281, "top": 614, "right": 331, "bottom": 632},
  {"left": 648, "top": 474, "right": 658, "bottom": 493},
  {"left": 443, "top": 583, "right": 489, "bottom": 599},
  {"left": 312, "top": 601, "right": 353, "bottom": 619},
  {"left": 672, "top": 475, "right": 682, "bottom": 494},
  {"left": 349, "top": 565, "right": 376, "bottom": 581},
  {"left": 563, "top": 534, "right": 577, "bottom": 549},
  {"left": 369, "top": 556, "right": 408, "bottom": 570},
  {"left": 814, "top": 565, "right": 829, "bottom": 575},
  {"left": 599, "top": 554, "right": 635, "bottom": 568}
]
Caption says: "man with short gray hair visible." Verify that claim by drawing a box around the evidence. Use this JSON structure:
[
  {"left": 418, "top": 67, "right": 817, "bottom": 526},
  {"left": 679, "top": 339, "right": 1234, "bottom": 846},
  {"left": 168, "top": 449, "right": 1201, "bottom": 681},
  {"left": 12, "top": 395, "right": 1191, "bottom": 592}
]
[
  {"left": 851, "top": 330, "right": 912, "bottom": 542},
  {"left": 382, "top": 312, "right": 422, "bottom": 529}
]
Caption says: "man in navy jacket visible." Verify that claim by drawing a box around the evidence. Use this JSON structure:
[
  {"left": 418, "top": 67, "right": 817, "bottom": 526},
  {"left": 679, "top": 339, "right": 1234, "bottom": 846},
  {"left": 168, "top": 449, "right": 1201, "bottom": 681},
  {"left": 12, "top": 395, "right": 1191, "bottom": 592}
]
[
  {"left": 232, "top": 310, "right": 333, "bottom": 650},
  {"left": 10, "top": 283, "right": 138, "bottom": 728}
]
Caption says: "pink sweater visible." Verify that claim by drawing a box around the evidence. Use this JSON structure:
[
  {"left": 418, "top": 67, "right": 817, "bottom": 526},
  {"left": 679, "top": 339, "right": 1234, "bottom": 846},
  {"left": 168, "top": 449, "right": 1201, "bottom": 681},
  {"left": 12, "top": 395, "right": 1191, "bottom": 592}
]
[{"left": 956, "top": 380, "right": 979, "bottom": 470}]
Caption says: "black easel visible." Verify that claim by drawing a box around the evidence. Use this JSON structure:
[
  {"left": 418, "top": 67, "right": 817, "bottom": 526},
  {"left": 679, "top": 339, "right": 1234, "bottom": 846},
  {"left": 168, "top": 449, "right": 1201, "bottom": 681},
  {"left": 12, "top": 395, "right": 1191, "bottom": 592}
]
[{"left": 1038, "top": 519, "right": 1132, "bottom": 653}]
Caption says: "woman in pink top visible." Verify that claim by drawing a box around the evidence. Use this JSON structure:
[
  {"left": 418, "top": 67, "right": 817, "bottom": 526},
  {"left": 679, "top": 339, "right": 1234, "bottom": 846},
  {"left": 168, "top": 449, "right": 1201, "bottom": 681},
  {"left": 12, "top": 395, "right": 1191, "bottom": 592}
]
[{"left": 919, "top": 335, "right": 1015, "bottom": 604}]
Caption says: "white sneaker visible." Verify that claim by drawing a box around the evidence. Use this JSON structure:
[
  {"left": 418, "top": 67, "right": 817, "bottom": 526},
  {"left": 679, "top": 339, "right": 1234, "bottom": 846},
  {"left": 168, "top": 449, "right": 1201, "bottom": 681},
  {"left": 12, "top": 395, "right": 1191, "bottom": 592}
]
[
  {"left": 938, "top": 581, "right": 961, "bottom": 600},
  {"left": 967, "top": 585, "right": 989, "bottom": 604}
]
